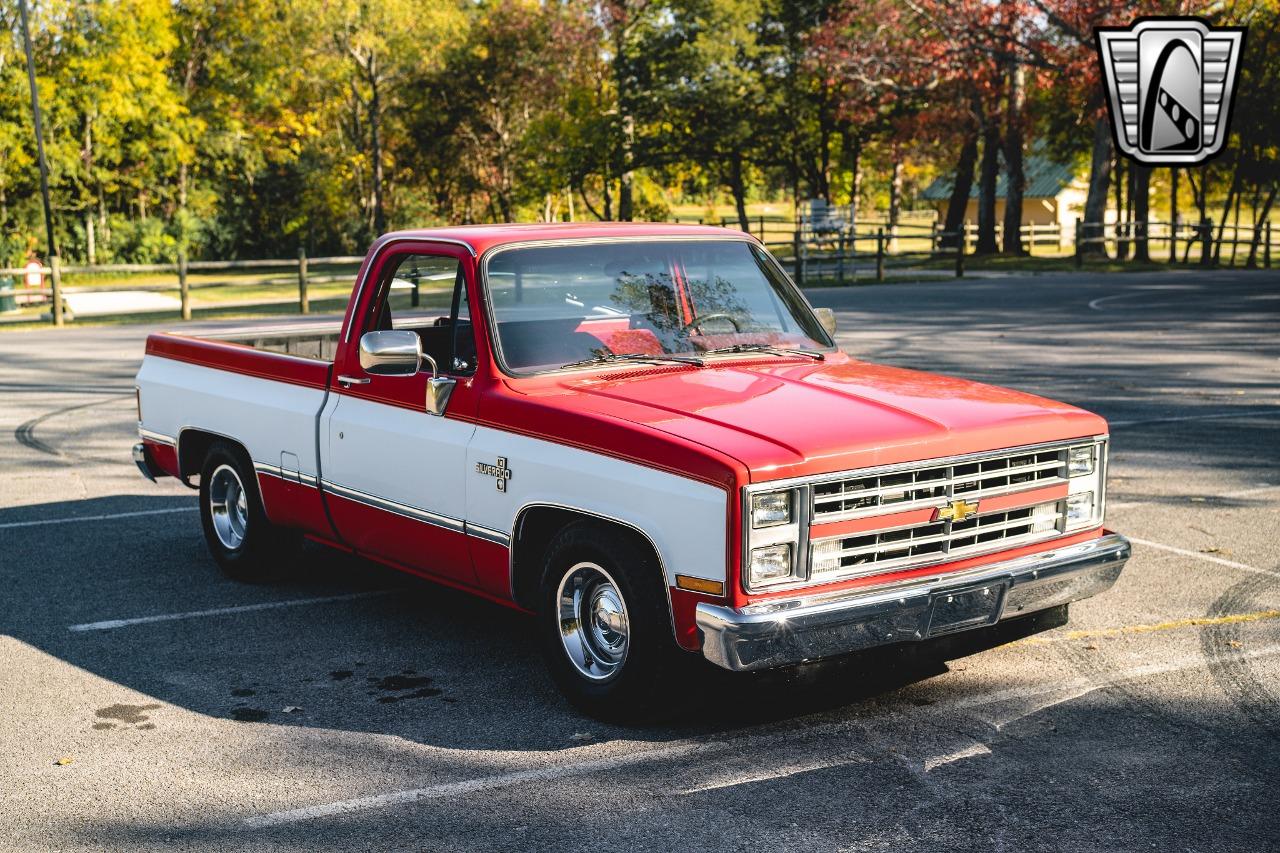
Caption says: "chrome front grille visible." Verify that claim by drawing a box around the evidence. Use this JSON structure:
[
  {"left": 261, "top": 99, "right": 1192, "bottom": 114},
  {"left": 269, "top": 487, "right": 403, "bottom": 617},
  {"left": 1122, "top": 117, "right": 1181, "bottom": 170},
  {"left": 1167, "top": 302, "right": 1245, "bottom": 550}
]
[
  {"left": 811, "top": 447, "right": 1066, "bottom": 522},
  {"left": 810, "top": 500, "right": 1064, "bottom": 581}
]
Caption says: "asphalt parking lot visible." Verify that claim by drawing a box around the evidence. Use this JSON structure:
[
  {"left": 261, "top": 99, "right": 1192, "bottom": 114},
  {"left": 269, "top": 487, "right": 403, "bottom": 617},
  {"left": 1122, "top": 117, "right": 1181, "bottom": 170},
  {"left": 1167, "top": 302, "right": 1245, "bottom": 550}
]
[{"left": 2, "top": 269, "right": 1278, "bottom": 852}]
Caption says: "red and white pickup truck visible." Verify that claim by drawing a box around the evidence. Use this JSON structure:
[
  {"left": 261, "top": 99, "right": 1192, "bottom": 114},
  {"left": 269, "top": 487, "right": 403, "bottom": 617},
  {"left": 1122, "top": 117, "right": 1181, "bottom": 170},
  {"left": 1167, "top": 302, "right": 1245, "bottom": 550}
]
[{"left": 133, "top": 223, "right": 1129, "bottom": 718}]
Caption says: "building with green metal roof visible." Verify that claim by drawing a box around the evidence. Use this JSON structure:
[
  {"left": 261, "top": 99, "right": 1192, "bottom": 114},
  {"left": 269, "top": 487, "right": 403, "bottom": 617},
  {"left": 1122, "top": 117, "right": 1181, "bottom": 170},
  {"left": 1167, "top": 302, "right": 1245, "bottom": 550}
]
[{"left": 920, "top": 154, "right": 1089, "bottom": 233}]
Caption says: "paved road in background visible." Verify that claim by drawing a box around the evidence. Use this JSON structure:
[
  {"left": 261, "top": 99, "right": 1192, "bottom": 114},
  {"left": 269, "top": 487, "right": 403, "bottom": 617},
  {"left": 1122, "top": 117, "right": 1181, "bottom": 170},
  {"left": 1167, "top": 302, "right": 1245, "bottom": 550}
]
[{"left": 2, "top": 270, "right": 1278, "bottom": 852}]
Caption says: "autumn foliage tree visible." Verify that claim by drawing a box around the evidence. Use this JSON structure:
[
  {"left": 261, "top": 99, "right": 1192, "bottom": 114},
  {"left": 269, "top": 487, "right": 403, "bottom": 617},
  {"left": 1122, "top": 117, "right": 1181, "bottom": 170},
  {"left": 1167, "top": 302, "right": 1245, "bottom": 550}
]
[{"left": 0, "top": 0, "right": 1275, "bottom": 265}]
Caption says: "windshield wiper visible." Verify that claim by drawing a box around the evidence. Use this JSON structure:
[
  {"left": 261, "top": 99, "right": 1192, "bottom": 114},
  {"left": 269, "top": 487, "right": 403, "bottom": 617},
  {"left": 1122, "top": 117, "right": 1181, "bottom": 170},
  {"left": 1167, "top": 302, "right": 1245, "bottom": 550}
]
[
  {"left": 560, "top": 351, "right": 704, "bottom": 371},
  {"left": 701, "top": 343, "right": 825, "bottom": 361}
]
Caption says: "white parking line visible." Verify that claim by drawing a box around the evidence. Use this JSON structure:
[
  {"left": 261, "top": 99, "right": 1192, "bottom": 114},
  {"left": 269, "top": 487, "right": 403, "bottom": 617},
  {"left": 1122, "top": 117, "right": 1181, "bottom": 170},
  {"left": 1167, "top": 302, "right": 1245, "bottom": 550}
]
[
  {"left": 244, "top": 740, "right": 722, "bottom": 828},
  {"left": 1109, "top": 410, "right": 1280, "bottom": 428},
  {"left": 678, "top": 755, "right": 860, "bottom": 794},
  {"left": 1127, "top": 536, "right": 1279, "bottom": 577},
  {"left": 243, "top": 642, "right": 1280, "bottom": 827},
  {"left": 0, "top": 506, "right": 198, "bottom": 530},
  {"left": 68, "top": 591, "right": 391, "bottom": 632},
  {"left": 923, "top": 742, "right": 992, "bottom": 772},
  {"left": 1087, "top": 291, "right": 1146, "bottom": 310}
]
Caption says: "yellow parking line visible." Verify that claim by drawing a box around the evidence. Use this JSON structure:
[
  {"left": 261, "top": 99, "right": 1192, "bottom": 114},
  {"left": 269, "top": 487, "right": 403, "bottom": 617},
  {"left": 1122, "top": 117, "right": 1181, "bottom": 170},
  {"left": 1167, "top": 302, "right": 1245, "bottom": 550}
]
[{"left": 1019, "top": 609, "right": 1280, "bottom": 645}]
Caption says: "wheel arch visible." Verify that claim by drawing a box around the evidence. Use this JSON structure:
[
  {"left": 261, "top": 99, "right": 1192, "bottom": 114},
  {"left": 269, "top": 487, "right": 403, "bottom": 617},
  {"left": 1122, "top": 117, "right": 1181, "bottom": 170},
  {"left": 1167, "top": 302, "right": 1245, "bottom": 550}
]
[
  {"left": 509, "top": 503, "right": 676, "bottom": 638},
  {"left": 177, "top": 427, "right": 250, "bottom": 481}
]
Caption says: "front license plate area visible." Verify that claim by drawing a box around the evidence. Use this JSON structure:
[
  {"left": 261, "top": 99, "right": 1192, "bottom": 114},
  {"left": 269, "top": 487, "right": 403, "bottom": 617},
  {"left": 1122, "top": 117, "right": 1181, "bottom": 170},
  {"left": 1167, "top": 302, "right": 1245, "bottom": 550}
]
[{"left": 926, "top": 582, "right": 1007, "bottom": 637}]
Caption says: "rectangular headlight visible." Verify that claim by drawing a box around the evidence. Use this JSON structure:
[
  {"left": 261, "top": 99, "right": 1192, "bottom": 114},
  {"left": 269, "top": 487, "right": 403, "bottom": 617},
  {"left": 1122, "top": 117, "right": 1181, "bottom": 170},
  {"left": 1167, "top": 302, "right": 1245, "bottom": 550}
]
[
  {"left": 1065, "top": 491, "right": 1094, "bottom": 525},
  {"left": 749, "top": 544, "right": 793, "bottom": 586},
  {"left": 751, "top": 491, "right": 792, "bottom": 528},
  {"left": 1068, "top": 445, "right": 1095, "bottom": 477}
]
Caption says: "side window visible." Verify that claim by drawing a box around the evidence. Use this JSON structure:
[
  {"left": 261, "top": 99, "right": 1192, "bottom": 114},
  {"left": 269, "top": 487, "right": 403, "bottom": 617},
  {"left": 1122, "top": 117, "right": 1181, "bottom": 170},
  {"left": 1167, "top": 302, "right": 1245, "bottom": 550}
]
[
  {"left": 363, "top": 252, "right": 475, "bottom": 375},
  {"left": 451, "top": 271, "right": 476, "bottom": 373}
]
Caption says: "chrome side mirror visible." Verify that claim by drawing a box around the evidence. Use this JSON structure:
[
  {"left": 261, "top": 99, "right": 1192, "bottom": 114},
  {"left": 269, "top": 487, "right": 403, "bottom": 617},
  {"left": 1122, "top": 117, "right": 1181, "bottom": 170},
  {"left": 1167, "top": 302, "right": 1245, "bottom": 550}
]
[
  {"left": 813, "top": 307, "right": 837, "bottom": 338},
  {"left": 359, "top": 330, "right": 421, "bottom": 376},
  {"left": 358, "top": 329, "right": 456, "bottom": 415}
]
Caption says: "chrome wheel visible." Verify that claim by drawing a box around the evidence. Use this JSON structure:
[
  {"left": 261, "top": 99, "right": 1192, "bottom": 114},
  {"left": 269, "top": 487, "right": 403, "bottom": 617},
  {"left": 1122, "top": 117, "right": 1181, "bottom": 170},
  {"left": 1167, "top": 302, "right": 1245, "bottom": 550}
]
[
  {"left": 208, "top": 464, "right": 249, "bottom": 551},
  {"left": 556, "top": 561, "right": 630, "bottom": 681}
]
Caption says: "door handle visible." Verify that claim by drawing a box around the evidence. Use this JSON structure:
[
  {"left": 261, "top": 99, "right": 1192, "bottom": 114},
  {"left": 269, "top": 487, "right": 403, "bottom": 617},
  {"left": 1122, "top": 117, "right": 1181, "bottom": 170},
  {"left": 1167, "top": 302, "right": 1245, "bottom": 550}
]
[{"left": 337, "top": 375, "right": 371, "bottom": 387}]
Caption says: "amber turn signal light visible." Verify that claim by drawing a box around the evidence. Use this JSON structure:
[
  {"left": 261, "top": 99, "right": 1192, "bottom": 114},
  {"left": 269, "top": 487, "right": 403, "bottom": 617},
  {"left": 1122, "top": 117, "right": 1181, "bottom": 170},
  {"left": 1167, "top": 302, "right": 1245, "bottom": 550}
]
[{"left": 675, "top": 575, "right": 724, "bottom": 596}]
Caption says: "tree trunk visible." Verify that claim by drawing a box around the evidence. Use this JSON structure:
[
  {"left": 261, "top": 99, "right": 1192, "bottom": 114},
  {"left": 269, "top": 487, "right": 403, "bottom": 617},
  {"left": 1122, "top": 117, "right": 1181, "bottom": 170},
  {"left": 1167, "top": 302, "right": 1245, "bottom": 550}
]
[
  {"left": 942, "top": 133, "right": 978, "bottom": 250},
  {"left": 577, "top": 184, "right": 603, "bottom": 221},
  {"left": 1113, "top": 156, "right": 1127, "bottom": 259},
  {"left": 1246, "top": 184, "right": 1276, "bottom": 267},
  {"left": 83, "top": 115, "right": 96, "bottom": 263},
  {"left": 619, "top": 114, "right": 634, "bottom": 221},
  {"left": 817, "top": 83, "right": 834, "bottom": 203},
  {"left": 888, "top": 147, "right": 902, "bottom": 253},
  {"left": 1214, "top": 169, "right": 1241, "bottom": 262},
  {"left": 368, "top": 66, "right": 386, "bottom": 236},
  {"left": 729, "top": 151, "right": 750, "bottom": 232},
  {"left": 848, "top": 133, "right": 862, "bottom": 226},
  {"left": 1082, "top": 119, "right": 1112, "bottom": 255},
  {"left": 1230, "top": 186, "right": 1244, "bottom": 266},
  {"left": 1183, "top": 171, "right": 1202, "bottom": 262},
  {"left": 1001, "top": 64, "right": 1027, "bottom": 255},
  {"left": 976, "top": 121, "right": 1001, "bottom": 255},
  {"left": 1170, "top": 167, "right": 1179, "bottom": 261},
  {"left": 1133, "top": 165, "right": 1151, "bottom": 262}
]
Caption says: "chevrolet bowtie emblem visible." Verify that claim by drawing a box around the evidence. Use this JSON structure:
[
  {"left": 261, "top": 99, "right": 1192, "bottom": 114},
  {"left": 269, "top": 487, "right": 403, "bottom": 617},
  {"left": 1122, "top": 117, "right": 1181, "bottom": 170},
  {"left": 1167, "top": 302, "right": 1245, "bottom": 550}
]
[
  {"left": 1095, "top": 17, "right": 1245, "bottom": 166},
  {"left": 935, "top": 498, "right": 980, "bottom": 523}
]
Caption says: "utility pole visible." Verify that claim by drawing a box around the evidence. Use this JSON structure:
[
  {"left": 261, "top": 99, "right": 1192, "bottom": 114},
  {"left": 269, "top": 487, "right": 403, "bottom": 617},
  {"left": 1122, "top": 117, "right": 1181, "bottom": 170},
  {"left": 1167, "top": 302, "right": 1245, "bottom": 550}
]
[{"left": 18, "top": 0, "right": 62, "bottom": 326}]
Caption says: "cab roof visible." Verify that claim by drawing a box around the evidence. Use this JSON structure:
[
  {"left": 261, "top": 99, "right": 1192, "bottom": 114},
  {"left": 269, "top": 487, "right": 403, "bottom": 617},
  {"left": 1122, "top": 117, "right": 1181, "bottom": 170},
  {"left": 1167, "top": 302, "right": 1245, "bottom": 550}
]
[{"left": 374, "top": 222, "right": 755, "bottom": 258}]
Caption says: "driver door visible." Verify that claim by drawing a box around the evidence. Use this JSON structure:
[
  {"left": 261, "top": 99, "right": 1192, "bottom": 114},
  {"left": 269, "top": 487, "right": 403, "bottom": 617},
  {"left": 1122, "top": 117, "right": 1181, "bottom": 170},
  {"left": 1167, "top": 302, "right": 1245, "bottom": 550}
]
[{"left": 319, "top": 244, "right": 479, "bottom": 584}]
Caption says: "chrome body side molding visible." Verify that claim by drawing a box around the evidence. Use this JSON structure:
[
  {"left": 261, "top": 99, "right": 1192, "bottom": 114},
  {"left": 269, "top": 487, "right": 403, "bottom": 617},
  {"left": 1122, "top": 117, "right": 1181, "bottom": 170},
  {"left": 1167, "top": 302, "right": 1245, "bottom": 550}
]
[{"left": 320, "top": 478, "right": 466, "bottom": 534}]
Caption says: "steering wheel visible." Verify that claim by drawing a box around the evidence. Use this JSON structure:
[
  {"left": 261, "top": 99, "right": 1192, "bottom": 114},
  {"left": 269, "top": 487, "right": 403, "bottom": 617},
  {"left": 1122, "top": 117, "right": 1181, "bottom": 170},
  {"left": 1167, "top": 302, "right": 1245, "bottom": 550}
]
[{"left": 681, "top": 312, "right": 742, "bottom": 334}]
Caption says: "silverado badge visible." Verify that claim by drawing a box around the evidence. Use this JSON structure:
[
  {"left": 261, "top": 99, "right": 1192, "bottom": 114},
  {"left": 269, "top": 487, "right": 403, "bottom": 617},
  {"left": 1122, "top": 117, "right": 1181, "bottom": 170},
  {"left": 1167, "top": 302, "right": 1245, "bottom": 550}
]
[
  {"left": 476, "top": 457, "right": 513, "bottom": 492},
  {"left": 934, "top": 498, "right": 979, "bottom": 523}
]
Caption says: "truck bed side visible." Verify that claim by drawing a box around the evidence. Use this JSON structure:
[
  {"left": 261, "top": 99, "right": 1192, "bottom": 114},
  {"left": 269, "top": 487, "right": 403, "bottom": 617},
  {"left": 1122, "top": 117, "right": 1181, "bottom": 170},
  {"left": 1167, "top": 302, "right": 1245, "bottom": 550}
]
[{"left": 136, "top": 329, "right": 336, "bottom": 534}]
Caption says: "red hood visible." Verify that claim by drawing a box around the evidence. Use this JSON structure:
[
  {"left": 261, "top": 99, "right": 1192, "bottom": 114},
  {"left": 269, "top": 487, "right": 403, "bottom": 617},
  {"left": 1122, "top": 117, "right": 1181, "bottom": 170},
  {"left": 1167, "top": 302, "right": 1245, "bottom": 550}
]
[{"left": 507, "top": 353, "right": 1106, "bottom": 482}]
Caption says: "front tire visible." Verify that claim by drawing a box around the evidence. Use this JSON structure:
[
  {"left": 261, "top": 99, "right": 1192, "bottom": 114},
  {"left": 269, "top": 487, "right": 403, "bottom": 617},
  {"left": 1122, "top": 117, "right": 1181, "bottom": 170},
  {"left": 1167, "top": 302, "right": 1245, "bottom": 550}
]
[
  {"left": 537, "top": 522, "right": 683, "bottom": 721},
  {"left": 198, "top": 442, "right": 297, "bottom": 582}
]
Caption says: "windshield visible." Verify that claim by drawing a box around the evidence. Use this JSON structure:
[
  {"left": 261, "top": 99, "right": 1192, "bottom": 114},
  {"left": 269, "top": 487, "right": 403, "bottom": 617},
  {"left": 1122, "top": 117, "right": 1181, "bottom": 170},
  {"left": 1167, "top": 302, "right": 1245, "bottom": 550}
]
[{"left": 484, "top": 239, "right": 832, "bottom": 374}]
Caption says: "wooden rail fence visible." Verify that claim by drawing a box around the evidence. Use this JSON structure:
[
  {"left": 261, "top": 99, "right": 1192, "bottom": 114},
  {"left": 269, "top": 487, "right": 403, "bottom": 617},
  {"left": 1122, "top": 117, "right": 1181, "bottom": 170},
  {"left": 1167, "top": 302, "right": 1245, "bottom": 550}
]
[{"left": 2, "top": 217, "right": 1275, "bottom": 323}]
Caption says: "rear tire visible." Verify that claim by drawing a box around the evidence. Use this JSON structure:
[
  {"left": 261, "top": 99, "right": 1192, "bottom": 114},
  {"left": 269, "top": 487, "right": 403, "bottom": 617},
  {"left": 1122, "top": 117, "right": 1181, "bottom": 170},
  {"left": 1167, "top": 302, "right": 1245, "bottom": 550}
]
[
  {"left": 537, "top": 521, "right": 685, "bottom": 722},
  {"left": 198, "top": 442, "right": 297, "bottom": 582}
]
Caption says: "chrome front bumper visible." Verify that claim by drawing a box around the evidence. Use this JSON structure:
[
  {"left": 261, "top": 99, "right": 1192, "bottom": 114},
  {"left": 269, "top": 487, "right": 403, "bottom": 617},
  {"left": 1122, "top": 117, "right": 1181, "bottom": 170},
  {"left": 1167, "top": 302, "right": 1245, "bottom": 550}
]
[{"left": 696, "top": 533, "right": 1131, "bottom": 672}]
